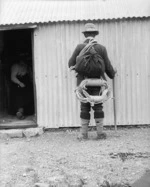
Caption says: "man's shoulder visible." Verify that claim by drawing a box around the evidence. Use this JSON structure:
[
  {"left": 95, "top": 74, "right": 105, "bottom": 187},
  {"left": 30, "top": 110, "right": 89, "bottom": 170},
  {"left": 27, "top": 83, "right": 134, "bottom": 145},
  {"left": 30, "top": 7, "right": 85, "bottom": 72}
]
[
  {"left": 11, "top": 63, "right": 19, "bottom": 70},
  {"left": 77, "top": 43, "right": 86, "bottom": 48},
  {"left": 76, "top": 42, "right": 106, "bottom": 51},
  {"left": 75, "top": 43, "right": 86, "bottom": 51},
  {"left": 95, "top": 43, "right": 106, "bottom": 50}
]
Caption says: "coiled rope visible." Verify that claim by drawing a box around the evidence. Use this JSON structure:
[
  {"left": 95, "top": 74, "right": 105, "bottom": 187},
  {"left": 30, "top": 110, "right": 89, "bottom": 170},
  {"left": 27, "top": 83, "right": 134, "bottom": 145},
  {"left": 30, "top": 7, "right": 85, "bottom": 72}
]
[
  {"left": 75, "top": 78, "right": 112, "bottom": 106},
  {"left": 77, "top": 38, "right": 97, "bottom": 56}
]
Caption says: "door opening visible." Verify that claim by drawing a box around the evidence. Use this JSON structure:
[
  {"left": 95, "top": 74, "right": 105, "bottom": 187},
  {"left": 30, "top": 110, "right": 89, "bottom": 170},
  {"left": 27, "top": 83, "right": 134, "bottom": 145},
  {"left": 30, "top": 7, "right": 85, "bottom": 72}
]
[{"left": 0, "top": 29, "right": 37, "bottom": 129}]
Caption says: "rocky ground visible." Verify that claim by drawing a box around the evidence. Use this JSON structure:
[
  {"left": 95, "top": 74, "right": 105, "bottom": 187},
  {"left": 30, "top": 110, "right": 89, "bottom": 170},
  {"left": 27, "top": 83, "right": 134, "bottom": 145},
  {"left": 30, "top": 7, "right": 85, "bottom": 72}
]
[{"left": 0, "top": 127, "right": 150, "bottom": 187}]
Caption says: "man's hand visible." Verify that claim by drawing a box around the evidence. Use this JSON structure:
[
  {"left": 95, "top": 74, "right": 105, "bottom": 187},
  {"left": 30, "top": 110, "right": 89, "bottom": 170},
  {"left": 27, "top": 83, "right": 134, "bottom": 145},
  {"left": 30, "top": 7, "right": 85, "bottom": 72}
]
[
  {"left": 114, "top": 67, "right": 117, "bottom": 74},
  {"left": 69, "top": 66, "right": 75, "bottom": 71},
  {"left": 19, "top": 82, "right": 25, "bottom": 88}
]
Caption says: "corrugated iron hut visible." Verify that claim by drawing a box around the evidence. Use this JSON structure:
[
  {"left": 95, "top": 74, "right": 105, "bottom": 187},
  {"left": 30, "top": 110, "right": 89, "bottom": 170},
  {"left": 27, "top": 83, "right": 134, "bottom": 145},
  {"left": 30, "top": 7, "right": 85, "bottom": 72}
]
[{"left": 0, "top": 0, "right": 150, "bottom": 129}]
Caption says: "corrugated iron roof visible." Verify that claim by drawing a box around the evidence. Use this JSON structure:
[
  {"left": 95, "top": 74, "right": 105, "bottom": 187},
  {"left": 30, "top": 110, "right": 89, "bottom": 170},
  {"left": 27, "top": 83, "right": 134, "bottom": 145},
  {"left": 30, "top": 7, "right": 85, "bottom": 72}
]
[{"left": 0, "top": 0, "right": 150, "bottom": 26}]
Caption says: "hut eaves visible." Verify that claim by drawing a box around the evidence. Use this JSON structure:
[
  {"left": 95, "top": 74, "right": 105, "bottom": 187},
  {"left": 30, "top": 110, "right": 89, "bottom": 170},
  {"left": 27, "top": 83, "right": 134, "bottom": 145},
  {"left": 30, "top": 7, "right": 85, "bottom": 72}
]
[{"left": 0, "top": 0, "right": 150, "bottom": 26}]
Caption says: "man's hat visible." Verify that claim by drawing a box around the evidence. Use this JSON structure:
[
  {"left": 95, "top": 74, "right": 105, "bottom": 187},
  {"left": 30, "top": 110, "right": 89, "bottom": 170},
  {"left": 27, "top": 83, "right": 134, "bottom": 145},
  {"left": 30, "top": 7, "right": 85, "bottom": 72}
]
[{"left": 82, "top": 23, "right": 99, "bottom": 34}]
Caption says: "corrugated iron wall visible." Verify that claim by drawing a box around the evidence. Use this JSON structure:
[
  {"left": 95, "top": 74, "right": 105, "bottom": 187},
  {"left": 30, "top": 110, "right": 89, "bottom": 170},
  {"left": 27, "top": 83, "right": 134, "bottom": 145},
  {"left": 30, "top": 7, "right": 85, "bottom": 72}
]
[{"left": 34, "top": 19, "right": 150, "bottom": 128}]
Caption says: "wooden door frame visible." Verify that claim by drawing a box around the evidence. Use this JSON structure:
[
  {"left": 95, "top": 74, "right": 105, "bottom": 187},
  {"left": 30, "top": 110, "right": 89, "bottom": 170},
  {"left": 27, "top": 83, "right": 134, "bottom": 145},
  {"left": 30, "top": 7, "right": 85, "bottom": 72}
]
[{"left": 0, "top": 24, "right": 38, "bottom": 129}]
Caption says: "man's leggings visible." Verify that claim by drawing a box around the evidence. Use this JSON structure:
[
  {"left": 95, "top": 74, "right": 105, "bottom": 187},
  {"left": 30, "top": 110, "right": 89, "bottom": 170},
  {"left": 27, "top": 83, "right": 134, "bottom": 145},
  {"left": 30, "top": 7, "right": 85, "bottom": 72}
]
[{"left": 80, "top": 87, "right": 104, "bottom": 120}]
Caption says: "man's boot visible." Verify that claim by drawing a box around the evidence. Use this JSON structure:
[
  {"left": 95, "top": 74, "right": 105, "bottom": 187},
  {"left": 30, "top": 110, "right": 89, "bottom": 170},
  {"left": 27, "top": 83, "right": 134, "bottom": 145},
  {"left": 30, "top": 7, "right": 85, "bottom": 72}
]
[
  {"left": 95, "top": 118, "right": 107, "bottom": 139},
  {"left": 78, "top": 118, "right": 90, "bottom": 140},
  {"left": 16, "top": 108, "right": 25, "bottom": 120}
]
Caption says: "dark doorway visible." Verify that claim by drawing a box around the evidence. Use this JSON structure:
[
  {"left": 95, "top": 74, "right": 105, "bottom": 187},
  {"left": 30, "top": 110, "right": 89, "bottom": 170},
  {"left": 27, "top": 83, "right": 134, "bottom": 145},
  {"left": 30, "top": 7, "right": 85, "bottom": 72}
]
[{"left": 0, "top": 29, "right": 36, "bottom": 129}]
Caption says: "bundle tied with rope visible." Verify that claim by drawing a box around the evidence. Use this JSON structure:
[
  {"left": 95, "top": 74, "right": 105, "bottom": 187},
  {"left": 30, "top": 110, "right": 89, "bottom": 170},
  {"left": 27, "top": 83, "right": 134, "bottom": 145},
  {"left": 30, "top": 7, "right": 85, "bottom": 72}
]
[
  {"left": 75, "top": 78, "right": 112, "bottom": 106},
  {"left": 73, "top": 38, "right": 112, "bottom": 106},
  {"left": 75, "top": 38, "right": 105, "bottom": 78}
]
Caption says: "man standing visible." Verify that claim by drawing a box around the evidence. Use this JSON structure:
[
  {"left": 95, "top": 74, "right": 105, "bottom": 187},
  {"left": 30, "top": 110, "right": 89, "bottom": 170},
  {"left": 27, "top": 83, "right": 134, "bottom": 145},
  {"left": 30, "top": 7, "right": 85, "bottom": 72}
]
[
  {"left": 10, "top": 59, "right": 34, "bottom": 119},
  {"left": 68, "top": 23, "right": 116, "bottom": 140}
]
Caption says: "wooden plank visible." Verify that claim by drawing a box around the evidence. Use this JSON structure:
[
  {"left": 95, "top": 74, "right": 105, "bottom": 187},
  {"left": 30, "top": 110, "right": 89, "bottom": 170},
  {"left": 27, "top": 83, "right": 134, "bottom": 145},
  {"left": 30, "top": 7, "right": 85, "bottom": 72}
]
[{"left": 0, "top": 115, "right": 37, "bottom": 129}]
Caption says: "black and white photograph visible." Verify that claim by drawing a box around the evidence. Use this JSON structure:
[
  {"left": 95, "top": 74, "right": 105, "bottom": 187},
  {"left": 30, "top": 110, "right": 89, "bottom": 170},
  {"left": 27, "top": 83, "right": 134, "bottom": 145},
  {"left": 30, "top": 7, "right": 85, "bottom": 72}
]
[{"left": 0, "top": 0, "right": 150, "bottom": 186}]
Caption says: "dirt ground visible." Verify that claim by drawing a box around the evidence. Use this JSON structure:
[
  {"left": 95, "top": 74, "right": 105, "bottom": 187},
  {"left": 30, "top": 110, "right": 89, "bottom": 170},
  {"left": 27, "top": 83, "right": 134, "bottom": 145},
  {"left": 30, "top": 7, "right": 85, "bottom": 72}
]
[{"left": 0, "top": 127, "right": 150, "bottom": 187}]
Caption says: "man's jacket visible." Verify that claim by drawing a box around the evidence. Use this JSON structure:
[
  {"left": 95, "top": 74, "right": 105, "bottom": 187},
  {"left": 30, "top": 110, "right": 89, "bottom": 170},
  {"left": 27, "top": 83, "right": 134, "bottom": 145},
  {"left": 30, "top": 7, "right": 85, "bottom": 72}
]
[{"left": 68, "top": 38, "right": 116, "bottom": 86}]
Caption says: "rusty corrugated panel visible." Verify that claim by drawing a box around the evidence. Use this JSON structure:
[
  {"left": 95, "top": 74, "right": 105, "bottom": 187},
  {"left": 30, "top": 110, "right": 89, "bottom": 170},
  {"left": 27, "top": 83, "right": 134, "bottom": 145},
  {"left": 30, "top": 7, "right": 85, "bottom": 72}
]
[
  {"left": 97, "top": 19, "right": 150, "bottom": 126},
  {"left": 0, "top": 0, "right": 150, "bottom": 26},
  {"left": 34, "top": 19, "right": 150, "bottom": 128},
  {"left": 34, "top": 23, "right": 82, "bottom": 128},
  {"left": 34, "top": 22, "right": 114, "bottom": 128}
]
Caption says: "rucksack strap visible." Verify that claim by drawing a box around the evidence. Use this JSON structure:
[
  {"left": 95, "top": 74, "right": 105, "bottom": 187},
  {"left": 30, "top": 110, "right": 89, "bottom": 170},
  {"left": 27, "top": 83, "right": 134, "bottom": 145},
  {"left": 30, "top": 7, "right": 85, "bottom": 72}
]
[{"left": 79, "top": 39, "right": 97, "bottom": 56}]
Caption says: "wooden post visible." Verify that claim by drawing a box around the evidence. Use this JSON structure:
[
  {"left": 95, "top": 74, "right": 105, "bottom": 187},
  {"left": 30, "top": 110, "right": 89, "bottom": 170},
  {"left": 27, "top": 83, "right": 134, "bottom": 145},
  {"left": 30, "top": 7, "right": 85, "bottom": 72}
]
[{"left": 112, "top": 76, "right": 117, "bottom": 132}]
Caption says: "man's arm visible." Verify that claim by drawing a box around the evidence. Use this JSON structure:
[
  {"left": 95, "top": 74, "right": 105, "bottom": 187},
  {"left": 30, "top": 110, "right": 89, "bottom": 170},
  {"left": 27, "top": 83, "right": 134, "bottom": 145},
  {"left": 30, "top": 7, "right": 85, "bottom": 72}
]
[
  {"left": 68, "top": 44, "right": 83, "bottom": 68},
  {"left": 102, "top": 47, "right": 116, "bottom": 79},
  {"left": 11, "top": 64, "right": 25, "bottom": 87}
]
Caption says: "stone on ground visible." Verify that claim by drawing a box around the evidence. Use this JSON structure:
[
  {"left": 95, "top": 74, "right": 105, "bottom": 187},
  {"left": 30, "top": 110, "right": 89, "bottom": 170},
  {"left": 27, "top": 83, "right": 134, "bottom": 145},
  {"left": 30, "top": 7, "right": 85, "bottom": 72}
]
[
  {"left": 0, "top": 129, "right": 23, "bottom": 138},
  {"left": 23, "top": 128, "right": 44, "bottom": 138}
]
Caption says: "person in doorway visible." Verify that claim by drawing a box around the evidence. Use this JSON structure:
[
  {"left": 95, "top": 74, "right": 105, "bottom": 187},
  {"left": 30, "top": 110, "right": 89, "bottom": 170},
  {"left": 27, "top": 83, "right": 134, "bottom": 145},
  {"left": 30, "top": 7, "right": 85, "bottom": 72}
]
[
  {"left": 10, "top": 58, "right": 34, "bottom": 119},
  {"left": 68, "top": 23, "right": 116, "bottom": 140}
]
